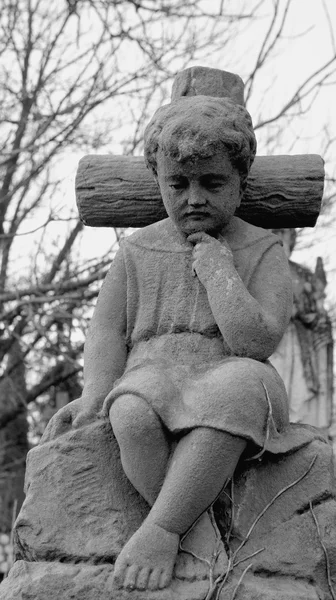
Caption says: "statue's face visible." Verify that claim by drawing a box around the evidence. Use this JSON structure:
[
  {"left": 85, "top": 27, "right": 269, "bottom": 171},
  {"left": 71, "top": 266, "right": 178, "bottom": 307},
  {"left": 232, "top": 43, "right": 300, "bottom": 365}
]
[{"left": 156, "top": 147, "right": 241, "bottom": 235}]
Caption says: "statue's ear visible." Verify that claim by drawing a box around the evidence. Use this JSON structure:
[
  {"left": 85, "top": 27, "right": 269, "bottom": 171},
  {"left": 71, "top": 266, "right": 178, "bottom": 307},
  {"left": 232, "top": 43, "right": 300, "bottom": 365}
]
[
  {"left": 154, "top": 174, "right": 160, "bottom": 188},
  {"left": 236, "top": 186, "right": 243, "bottom": 208}
]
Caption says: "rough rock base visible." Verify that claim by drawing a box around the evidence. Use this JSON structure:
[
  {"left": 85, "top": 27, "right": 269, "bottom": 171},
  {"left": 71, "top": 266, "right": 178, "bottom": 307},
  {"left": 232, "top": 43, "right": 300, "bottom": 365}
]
[
  {"left": 0, "top": 416, "right": 335, "bottom": 599},
  {"left": 0, "top": 559, "right": 325, "bottom": 600}
]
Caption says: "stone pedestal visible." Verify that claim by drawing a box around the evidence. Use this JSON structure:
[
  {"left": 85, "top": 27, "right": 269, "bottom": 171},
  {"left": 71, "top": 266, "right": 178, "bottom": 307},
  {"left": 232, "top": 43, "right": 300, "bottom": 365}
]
[{"left": 0, "top": 414, "right": 335, "bottom": 599}]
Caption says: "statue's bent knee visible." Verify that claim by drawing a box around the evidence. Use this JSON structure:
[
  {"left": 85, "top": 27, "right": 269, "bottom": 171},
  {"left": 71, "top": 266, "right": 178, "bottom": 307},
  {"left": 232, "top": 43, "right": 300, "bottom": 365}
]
[{"left": 109, "top": 394, "right": 161, "bottom": 441}]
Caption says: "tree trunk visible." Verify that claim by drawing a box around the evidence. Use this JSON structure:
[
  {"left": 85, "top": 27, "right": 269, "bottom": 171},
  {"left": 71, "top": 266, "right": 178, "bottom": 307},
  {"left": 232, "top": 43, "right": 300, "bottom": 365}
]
[{"left": 0, "top": 342, "right": 29, "bottom": 533}]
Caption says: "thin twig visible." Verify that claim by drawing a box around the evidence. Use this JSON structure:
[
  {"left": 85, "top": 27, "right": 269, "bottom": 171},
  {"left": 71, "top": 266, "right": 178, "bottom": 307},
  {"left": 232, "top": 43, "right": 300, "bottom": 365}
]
[
  {"left": 246, "top": 380, "right": 275, "bottom": 461},
  {"left": 5, "top": 498, "right": 17, "bottom": 578},
  {"left": 230, "top": 563, "right": 253, "bottom": 600},
  {"left": 233, "top": 455, "right": 317, "bottom": 558},
  {"left": 226, "top": 477, "right": 235, "bottom": 544},
  {"left": 180, "top": 505, "right": 227, "bottom": 598},
  {"left": 180, "top": 546, "right": 211, "bottom": 568},
  {"left": 322, "top": 0, "right": 336, "bottom": 56},
  {"left": 204, "top": 447, "right": 318, "bottom": 598},
  {"left": 309, "top": 502, "right": 336, "bottom": 600},
  {"left": 233, "top": 547, "right": 265, "bottom": 568},
  {"left": 209, "top": 548, "right": 264, "bottom": 599},
  {"left": 179, "top": 509, "right": 203, "bottom": 547},
  {"left": 179, "top": 513, "right": 212, "bottom": 570},
  {"left": 209, "top": 505, "right": 223, "bottom": 543},
  {"left": 214, "top": 556, "right": 234, "bottom": 600},
  {"left": 208, "top": 506, "right": 227, "bottom": 591},
  {"left": 221, "top": 486, "right": 233, "bottom": 503}
]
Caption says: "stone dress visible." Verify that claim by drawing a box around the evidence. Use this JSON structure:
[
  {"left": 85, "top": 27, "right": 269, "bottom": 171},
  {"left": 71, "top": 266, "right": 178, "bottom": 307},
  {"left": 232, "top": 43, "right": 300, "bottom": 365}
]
[{"left": 103, "top": 217, "right": 317, "bottom": 455}]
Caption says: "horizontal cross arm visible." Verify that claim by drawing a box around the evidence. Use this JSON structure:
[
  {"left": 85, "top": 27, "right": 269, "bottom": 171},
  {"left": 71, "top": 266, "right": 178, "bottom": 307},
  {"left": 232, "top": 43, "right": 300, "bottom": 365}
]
[{"left": 75, "top": 154, "right": 324, "bottom": 229}]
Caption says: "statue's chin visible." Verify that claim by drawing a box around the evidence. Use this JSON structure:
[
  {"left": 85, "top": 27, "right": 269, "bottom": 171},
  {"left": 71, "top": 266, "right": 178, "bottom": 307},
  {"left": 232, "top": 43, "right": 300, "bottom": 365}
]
[
  {"left": 180, "top": 222, "right": 222, "bottom": 237},
  {"left": 175, "top": 213, "right": 232, "bottom": 237}
]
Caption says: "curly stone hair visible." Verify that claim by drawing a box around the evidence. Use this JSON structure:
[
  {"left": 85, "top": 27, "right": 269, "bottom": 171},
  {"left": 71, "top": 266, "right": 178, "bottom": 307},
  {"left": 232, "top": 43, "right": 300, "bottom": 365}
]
[{"left": 144, "top": 96, "right": 257, "bottom": 192}]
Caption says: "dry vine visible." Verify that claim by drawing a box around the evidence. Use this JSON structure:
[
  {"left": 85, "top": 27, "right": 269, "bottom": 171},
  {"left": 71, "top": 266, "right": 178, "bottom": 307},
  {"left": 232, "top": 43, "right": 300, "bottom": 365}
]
[
  {"left": 309, "top": 502, "right": 336, "bottom": 600},
  {"left": 202, "top": 454, "right": 318, "bottom": 600}
]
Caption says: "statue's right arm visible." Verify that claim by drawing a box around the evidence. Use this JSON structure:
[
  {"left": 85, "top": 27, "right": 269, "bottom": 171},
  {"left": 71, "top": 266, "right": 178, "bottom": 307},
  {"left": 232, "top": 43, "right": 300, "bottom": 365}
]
[
  {"left": 81, "top": 247, "right": 128, "bottom": 409},
  {"left": 43, "top": 248, "right": 128, "bottom": 432}
]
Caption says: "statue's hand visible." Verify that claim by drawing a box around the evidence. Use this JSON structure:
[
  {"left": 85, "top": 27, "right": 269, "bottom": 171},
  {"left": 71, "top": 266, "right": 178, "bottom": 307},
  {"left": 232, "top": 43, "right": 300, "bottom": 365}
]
[
  {"left": 187, "top": 232, "right": 233, "bottom": 285},
  {"left": 71, "top": 394, "right": 106, "bottom": 428},
  {"left": 42, "top": 396, "right": 104, "bottom": 442}
]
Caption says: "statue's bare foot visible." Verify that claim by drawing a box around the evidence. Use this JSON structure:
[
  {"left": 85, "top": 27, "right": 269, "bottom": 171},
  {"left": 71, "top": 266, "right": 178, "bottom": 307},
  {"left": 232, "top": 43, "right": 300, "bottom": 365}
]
[
  {"left": 113, "top": 521, "right": 179, "bottom": 591},
  {"left": 174, "top": 511, "right": 228, "bottom": 581}
]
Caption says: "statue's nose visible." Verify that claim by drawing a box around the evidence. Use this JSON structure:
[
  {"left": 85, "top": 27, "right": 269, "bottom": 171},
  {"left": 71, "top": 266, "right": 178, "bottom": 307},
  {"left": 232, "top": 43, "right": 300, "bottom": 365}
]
[{"left": 188, "top": 185, "right": 206, "bottom": 206}]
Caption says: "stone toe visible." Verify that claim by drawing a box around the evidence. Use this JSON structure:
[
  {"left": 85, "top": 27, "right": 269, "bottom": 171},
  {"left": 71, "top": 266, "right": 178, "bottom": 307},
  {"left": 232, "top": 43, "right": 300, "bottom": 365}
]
[
  {"left": 148, "top": 567, "right": 164, "bottom": 590},
  {"left": 135, "top": 566, "right": 152, "bottom": 590},
  {"left": 123, "top": 564, "right": 140, "bottom": 590}
]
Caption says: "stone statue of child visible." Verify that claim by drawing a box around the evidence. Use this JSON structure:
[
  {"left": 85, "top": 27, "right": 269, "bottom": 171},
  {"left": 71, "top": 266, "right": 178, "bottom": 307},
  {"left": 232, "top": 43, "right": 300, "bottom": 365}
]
[{"left": 71, "top": 93, "right": 294, "bottom": 591}]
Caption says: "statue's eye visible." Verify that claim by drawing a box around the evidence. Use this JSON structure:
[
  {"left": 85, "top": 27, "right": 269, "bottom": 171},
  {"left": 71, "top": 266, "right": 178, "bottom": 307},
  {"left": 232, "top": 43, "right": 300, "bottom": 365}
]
[
  {"left": 203, "top": 181, "right": 223, "bottom": 191},
  {"left": 169, "top": 181, "right": 187, "bottom": 191},
  {"left": 201, "top": 175, "right": 226, "bottom": 191}
]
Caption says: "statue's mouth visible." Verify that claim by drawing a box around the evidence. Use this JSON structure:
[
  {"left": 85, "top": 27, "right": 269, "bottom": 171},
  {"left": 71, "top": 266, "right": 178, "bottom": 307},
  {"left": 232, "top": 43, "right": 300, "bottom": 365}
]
[{"left": 184, "top": 210, "right": 209, "bottom": 217}]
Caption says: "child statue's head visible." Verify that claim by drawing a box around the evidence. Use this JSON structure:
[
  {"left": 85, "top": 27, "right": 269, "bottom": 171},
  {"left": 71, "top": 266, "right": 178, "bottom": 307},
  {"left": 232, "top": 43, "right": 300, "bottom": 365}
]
[{"left": 144, "top": 95, "right": 257, "bottom": 195}]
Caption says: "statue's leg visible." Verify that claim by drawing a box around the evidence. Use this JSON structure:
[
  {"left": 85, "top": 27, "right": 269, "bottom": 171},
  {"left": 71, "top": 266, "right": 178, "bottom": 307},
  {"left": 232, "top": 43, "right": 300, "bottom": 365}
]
[
  {"left": 109, "top": 394, "right": 170, "bottom": 506},
  {"left": 149, "top": 427, "right": 246, "bottom": 534},
  {"left": 112, "top": 426, "right": 246, "bottom": 591}
]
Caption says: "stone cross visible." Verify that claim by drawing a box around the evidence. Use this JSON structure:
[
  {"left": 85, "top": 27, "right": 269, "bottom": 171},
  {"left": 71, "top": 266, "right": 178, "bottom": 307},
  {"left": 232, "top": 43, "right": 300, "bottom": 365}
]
[{"left": 75, "top": 67, "right": 324, "bottom": 230}]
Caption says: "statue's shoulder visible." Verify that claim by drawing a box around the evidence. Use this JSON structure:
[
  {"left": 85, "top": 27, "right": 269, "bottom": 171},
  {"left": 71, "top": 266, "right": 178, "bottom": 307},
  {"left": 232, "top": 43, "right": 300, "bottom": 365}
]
[
  {"left": 228, "top": 218, "right": 284, "bottom": 285},
  {"left": 228, "top": 217, "right": 281, "bottom": 252}
]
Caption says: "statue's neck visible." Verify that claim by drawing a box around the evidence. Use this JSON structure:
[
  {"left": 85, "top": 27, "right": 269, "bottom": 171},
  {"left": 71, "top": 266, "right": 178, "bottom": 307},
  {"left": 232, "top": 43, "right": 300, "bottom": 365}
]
[{"left": 169, "top": 217, "right": 237, "bottom": 244}]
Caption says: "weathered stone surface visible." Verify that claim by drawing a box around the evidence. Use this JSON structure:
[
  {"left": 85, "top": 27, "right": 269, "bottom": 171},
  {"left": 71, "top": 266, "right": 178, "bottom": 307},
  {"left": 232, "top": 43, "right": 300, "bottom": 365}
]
[
  {"left": 219, "top": 573, "right": 321, "bottom": 600},
  {"left": 2, "top": 419, "right": 335, "bottom": 599},
  {"left": 237, "top": 500, "right": 336, "bottom": 598},
  {"left": 14, "top": 418, "right": 148, "bottom": 563},
  {"left": 171, "top": 66, "right": 245, "bottom": 104},
  {"left": 227, "top": 437, "right": 335, "bottom": 540},
  {"left": 0, "top": 560, "right": 209, "bottom": 600},
  {"left": 0, "top": 559, "right": 325, "bottom": 600},
  {"left": 214, "top": 438, "right": 336, "bottom": 600},
  {"left": 75, "top": 154, "right": 324, "bottom": 229}
]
